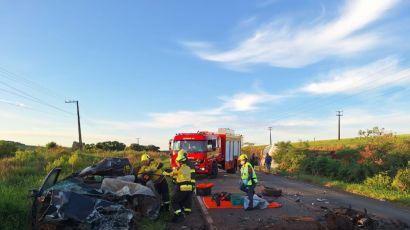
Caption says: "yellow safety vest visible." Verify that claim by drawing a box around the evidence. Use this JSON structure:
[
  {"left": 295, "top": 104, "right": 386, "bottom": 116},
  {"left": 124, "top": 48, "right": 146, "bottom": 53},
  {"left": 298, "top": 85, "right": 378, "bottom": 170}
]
[
  {"left": 241, "top": 162, "right": 258, "bottom": 186},
  {"left": 138, "top": 160, "right": 163, "bottom": 182},
  {"left": 171, "top": 164, "right": 193, "bottom": 191}
]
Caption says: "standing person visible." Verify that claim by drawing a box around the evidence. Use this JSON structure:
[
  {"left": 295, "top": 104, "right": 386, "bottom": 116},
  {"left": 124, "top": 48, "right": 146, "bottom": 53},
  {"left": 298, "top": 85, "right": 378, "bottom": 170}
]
[
  {"left": 163, "top": 149, "right": 193, "bottom": 223},
  {"left": 250, "top": 153, "right": 257, "bottom": 167},
  {"left": 138, "top": 153, "right": 170, "bottom": 210},
  {"left": 264, "top": 153, "right": 272, "bottom": 174},
  {"left": 238, "top": 154, "right": 258, "bottom": 211}
]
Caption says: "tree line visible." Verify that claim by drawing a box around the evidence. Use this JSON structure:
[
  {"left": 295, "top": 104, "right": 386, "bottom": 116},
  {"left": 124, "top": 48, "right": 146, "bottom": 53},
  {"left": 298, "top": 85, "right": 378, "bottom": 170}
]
[{"left": 72, "top": 141, "right": 160, "bottom": 152}]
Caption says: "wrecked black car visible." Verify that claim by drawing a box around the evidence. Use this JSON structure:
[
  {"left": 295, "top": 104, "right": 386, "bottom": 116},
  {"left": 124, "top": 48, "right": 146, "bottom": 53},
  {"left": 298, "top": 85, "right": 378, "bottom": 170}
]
[{"left": 31, "top": 158, "right": 160, "bottom": 230}]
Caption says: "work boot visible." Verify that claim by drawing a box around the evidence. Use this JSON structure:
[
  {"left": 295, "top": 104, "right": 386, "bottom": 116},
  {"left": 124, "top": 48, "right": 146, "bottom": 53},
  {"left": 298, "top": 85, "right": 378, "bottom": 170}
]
[
  {"left": 183, "top": 209, "right": 192, "bottom": 215},
  {"left": 245, "top": 202, "right": 254, "bottom": 211}
]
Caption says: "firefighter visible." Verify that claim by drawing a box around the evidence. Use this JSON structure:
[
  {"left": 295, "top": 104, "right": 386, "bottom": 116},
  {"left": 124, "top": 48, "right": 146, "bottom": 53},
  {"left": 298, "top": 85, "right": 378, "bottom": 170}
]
[
  {"left": 163, "top": 149, "right": 193, "bottom": 223},
  {"left": 239, "top": 154, "right": 258, "bottom": 211},
  {"left": 181, "top": 149, "right": 197, "bottom": 190},
  {"left": 138, "top": 153, "right": 170, "bottom": 210}
]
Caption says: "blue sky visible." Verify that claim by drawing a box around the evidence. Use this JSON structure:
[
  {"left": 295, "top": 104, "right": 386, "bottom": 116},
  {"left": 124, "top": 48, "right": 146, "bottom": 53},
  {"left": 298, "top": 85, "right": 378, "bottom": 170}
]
[{"left": 1, "top": 0, "right": 410, "bottom": 149}]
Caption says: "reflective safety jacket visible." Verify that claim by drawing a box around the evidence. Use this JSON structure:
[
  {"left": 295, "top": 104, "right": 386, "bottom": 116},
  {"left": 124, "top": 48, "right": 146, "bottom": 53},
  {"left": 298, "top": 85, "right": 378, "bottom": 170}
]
[
  {"left": 170, "top": 164, "right": 193, "bottom": 191},
  {"left": 138, "top": 160, "right": 163, "bottom": 182},
  {"left": 241, "top": 162, "right": 258, "bottom": 186}
]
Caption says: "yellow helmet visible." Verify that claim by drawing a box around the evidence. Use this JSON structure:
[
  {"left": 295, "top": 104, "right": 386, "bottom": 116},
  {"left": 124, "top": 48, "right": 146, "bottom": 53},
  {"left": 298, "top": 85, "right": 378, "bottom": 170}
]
[
  {"left": 141, "top": 153, "right": 150, "bottom": 162},
  {"left": 239, "top": 154, "right": 248, "bottom": 161},
  {"left": 176, "top": 149, "right": 187, "bottom": 162}
]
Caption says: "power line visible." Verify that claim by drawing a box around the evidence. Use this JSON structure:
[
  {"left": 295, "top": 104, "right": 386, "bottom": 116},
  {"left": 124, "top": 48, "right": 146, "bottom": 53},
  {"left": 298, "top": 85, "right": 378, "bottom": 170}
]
[{"left": 0, "top": 67, "right": 66, "bottom": 99}]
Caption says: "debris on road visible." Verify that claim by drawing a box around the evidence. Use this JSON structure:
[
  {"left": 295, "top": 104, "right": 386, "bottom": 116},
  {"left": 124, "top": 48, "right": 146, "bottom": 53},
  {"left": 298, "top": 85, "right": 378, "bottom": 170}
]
[
  {"left": 316, "top": 198, "right": 327, "bottom": 202},
  {"left": 211, "top": 192, "right": 231, "bottom": 206},
  {"left": 261, "top": 185, "right": 282, "bottom": 197}
]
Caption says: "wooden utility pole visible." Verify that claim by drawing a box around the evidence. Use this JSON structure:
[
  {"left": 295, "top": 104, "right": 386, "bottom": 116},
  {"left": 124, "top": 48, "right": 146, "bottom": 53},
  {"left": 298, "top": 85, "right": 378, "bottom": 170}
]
[
  {"left": 66, "top": 100, "right": 83, "bottom": 150},
  {"left": 336, "top": 110, "right": 343, "bottom": 140}
]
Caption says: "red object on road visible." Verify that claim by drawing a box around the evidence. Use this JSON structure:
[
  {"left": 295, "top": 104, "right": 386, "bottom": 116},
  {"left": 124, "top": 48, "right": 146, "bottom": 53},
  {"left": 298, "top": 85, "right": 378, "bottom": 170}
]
[
  {"left": 196, "top": 183, "right": 215, "bottom": 196},
  {"left": 169, "top": 128, "right": 242, "bottom": 178},
  {"left": 196, "top": 183, "right": 214, "bottom": 189},
  {"left": 201, "top": 196, "right": 282, "bottom": 209}
]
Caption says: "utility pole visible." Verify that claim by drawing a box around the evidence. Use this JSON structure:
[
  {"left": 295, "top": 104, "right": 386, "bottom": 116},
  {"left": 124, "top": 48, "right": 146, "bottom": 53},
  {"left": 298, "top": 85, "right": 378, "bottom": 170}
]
[
  {"left": 268, "top": 127, "right": 272, "bottom": 145},
  {"left": 66, "top": 100, "right": 82, "bottom": 150},
  {"left": 336, "top": 110, "right": 343, "bottom": 140},
  {"left": 136, "top": 138, "right": 140, "bottom": 145}
]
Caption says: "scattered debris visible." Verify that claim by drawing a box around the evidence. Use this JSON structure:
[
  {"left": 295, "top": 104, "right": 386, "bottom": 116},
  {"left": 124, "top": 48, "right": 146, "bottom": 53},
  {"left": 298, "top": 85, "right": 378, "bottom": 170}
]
[{"left": 261, "top": 185, "right": 282, "bottom": 197}]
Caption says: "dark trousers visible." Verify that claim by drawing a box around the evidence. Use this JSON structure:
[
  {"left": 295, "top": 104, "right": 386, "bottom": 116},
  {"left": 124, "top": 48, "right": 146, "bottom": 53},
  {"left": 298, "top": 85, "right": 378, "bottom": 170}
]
[
  {"left": 171, "top": 186, "right": 193, "bottom": 214},
  {"left": 240, "top": 183, "right": 256, "bottom": 208},
  {"left": 154, "top": 177, "right": 170, "bottom": 204}
]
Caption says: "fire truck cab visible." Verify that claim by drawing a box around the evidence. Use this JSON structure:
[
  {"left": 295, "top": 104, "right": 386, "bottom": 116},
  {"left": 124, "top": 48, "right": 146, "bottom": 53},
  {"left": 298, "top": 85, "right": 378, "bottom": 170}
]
[{"left": 169, "top": 128, "right": 242, "bottom": 178}]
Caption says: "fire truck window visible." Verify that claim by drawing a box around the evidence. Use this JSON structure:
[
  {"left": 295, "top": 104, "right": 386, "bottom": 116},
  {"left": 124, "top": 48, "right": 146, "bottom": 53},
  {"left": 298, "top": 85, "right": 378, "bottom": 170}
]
[{"left": 173, "top": 140, "right": 207, "bottom": 152}]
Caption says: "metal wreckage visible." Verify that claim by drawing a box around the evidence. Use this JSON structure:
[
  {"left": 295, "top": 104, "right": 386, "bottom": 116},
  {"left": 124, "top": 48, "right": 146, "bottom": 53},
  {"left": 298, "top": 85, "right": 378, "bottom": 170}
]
[{"left": 31, "top": 158, "right": 160, "bottom": 230}]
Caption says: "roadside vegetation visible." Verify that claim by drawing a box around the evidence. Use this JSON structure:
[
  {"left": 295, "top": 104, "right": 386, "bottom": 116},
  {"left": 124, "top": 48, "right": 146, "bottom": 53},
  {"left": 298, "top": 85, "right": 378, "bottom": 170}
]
[
  {"left": 0, "top": 140, "right": 168, "bottom": 230},
  {"left": 244, "top": 128, "right": 410, "bottom": 207}
]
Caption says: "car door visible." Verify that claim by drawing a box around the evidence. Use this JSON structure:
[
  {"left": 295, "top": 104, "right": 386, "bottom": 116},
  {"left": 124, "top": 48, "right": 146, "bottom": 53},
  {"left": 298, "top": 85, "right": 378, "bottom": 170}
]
[{"left": 31, "top": 167, "right": 61, "bottom": 229}]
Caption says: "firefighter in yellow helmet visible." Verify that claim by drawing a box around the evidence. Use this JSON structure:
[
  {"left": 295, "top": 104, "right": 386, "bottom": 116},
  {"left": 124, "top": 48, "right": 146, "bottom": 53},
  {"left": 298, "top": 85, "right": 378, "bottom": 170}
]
[
  {"left": 138, "top": 152, "right": 170, "bottom": 210},
  {"left": 163, "top": 149, "right": 193, "bottom": 223},
  {"left": 239, "top": 154, "right": 258, "bottom": 210}
]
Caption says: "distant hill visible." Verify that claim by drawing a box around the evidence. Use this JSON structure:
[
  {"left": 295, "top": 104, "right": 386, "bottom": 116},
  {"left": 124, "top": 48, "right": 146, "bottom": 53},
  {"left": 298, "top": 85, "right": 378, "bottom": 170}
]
[{"left": 0, "top": 140, "right": 34, "bottom": 149}]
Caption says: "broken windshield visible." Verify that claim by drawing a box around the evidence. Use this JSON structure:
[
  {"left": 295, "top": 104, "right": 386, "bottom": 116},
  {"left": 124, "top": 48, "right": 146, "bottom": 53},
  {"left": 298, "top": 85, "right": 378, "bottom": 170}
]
[{"left": 173, "top": 140, "right": 207, "bottom": 153}]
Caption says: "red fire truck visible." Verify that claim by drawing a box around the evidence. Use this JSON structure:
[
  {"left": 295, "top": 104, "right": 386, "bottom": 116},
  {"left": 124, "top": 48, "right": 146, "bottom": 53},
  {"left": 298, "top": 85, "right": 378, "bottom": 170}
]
[{"left": 169, "top": 128, "right": 242, "bottom": 178}]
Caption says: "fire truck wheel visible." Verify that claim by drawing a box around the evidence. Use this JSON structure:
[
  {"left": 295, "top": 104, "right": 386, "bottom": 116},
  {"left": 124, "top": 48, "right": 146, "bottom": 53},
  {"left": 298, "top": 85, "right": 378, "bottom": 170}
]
[{"left": 209, "top": 163, "right": 218, "bottom": 179}]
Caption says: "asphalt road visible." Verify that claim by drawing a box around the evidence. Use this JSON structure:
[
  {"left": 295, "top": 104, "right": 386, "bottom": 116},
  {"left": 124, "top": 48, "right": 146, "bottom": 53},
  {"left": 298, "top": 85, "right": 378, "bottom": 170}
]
[{"left": 196, "top": 170, "right": 410, "bottom": 230}]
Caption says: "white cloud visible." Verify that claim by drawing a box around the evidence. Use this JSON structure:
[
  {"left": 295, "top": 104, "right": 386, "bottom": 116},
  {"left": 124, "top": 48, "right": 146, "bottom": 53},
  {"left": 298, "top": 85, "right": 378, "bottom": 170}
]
[
  {"left": 220, "top": 92, "right": 282, "bottom": 112},
  {"left": 302, "top": 57, "right": 410, "bottom": 94},
  {"left": 90, "top": 91, "right": 280, "bottom": 131},
  {"left": 185, "top": 0, "right": 398, "bottom": 69},
  {"left": 0, "top": 99, "right": 28, "bottom": 108}
]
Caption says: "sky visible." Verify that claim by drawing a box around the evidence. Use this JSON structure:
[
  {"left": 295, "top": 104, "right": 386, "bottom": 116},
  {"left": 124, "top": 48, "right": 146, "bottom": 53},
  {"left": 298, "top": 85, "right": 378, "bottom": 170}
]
[{"left": 1, "top": 0, "right": 410, "bottom": 150}]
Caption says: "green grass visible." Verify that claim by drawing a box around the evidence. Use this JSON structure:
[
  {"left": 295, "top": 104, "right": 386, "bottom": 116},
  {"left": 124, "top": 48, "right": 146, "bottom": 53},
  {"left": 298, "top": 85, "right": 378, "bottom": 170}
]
[
  {"left": 0, "top": 148, "right": 171, "bottom": 230},
  {"left": 293, "top": 174, "right": 410, "bottom": 207},
  {"left": 292, "top": 134, "right": 410, "bottom": 148}
]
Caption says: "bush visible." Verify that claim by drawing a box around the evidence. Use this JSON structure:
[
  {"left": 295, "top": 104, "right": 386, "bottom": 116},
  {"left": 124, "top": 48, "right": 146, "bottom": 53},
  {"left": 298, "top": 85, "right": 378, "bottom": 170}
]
[
  {"left": 46, "top": 141, "right": 57, "bottom": 149},
  {"left": 68, "top": 153, "right": 80, "bottom": 171},
  {"left": 14, "top": 149, "right": 36, "bottom": 162},
  {"left": 0, "top": 141, "right": 18, "bottom": 158},
  {"left": 392, "top": 167, "right": 410, "bottom": 192},
  {"left": 96, "top": 141, "right": 126, "bottom": 151},
  {"left": 277, "top": 148, "right": 305, "bottom": 173},
  {"left": 336, "top": 163, "right": 372, "bottom": 183},
  {"left": 46, "top": 156, "right": 67, "bottom": 172},
  {"left": 383, "top": 150, "right": 410, "bottom": 173},
  {"left": 364, "top": 172, "right": 392, "bottom": 188},
  {"left": 335, "top": 148, "right": 360, "bottom": 163}
]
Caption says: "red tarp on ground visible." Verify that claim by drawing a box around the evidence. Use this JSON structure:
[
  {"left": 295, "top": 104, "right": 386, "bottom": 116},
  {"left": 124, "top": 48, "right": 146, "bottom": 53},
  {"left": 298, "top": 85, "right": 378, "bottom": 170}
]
[{"left": 201, "top": 196, "right": 282, "bottom": 209}]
